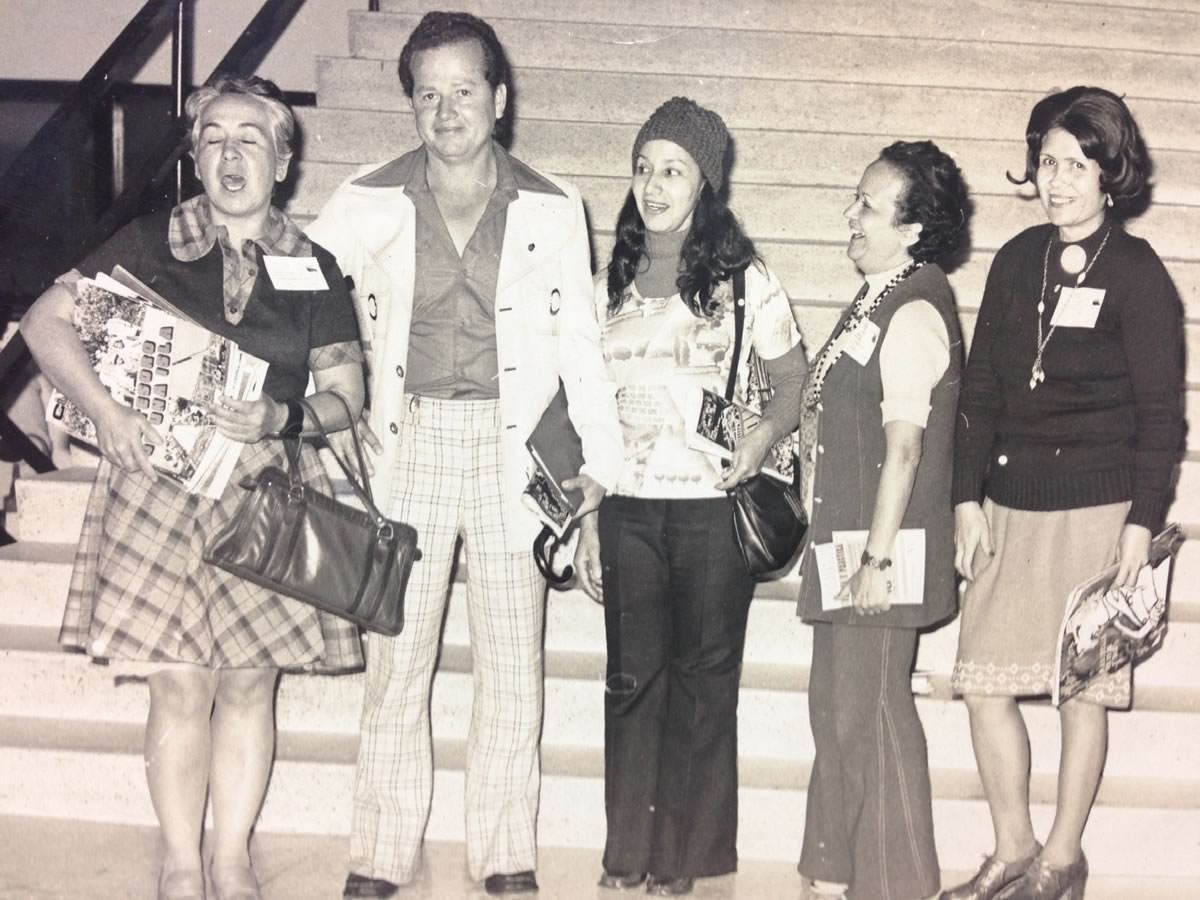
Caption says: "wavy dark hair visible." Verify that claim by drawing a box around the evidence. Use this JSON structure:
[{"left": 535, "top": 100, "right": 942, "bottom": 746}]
[
  {"left": 1009, "top": 86, "right": 1151, "bottom": 215},
  {"left": 397, "top": 11, "right": 510, "bottom": 97},
  {"left": 877, "top": 140, "right": 971, "bottom": 266},
  {"left": 606, "top": 182, "right": 757, "bottom": 316}
]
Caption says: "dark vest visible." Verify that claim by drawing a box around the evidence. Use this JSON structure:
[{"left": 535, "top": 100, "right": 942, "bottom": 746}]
[{"left": 798, "top": 263, "right": 962, "bottom": 629}]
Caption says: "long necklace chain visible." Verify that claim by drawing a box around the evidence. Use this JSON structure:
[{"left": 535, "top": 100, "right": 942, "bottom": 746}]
[{"left": 1029, "top": 227, "right": 1111, "bottom": 390}]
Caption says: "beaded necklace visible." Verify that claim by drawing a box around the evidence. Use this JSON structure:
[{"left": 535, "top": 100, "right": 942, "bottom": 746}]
[
  {"left": 1029, "top": 226, "right": 1111, "bottom": 390},
  {"left": 803, "top": 261, "right": 922, "bottom": 409}
]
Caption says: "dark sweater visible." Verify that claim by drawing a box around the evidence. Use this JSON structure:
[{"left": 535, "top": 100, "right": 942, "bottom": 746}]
[{"left": 952, "top": 221, "right": 1184, "bottom": 530}]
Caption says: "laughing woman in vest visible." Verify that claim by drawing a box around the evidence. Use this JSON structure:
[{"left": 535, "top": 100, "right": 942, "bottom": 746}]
[
  {"left": 20, "top": 76, "right": 365, "bottom": 900},
  {"left": 944, "top": 88, "right": 1184, "bottom": 900},
  {"left": 573, "top": 97, "right": 805, "bottom": 896},
  {"left": 796, "top": 141, "right": 970, "bottom": 900}
]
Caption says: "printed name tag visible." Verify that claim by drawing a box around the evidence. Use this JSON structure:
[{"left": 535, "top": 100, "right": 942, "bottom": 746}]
[
  {"left": 1050, "top": 286, "right": 1105, "bottom": 329},
  {"left": 263, "top": 256, "right": 329, "bottom": 291},
  {"left": 841, "top": 318, "right": 881, "bottom": 365}
]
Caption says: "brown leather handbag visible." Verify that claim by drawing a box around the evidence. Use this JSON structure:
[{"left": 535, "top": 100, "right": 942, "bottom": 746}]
[{"left": 204, "top": 393, "right": 420, "bottom": 636}]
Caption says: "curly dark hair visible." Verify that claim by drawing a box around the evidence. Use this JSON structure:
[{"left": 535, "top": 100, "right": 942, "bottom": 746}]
[
  {"left": 606, "top": 182, "right": 757, "bottom": 317},
  {"left": 397, "top": 11, "right": 510, "bottom": 97},
  {"left": 1009, "top": 86, "right": 1151, "bottom": 214},
  {"left": 877, "top": 140, "right": 971, "bottom": 266}
]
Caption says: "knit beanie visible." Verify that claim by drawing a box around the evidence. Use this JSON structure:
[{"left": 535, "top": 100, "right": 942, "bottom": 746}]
[{"left": 632, "top": 97, "right": 729, "bottom": 193}]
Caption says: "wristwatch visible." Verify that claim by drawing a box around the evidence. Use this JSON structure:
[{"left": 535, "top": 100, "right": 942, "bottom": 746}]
[{"left": 860, "top": 550, "right": 893, "bottom": 571}]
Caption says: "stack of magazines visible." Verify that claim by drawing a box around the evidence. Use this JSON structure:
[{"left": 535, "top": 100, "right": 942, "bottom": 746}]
[{"left": 47, "top": 266, "right": 268, "bottom": 499}]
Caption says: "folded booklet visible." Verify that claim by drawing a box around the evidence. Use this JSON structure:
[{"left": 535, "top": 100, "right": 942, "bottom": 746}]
[
  {"left": 812, "top": 529, "right": 926, "bottom": 611},
  {"left": 1052, "top": 523, "right": 1183, "bottom": 706},
  {"left": 521, "top": 384, "right": 585, "bottom": 539},
  {"left": 47, "top": 268, "right": 268, "bottom": 498}
]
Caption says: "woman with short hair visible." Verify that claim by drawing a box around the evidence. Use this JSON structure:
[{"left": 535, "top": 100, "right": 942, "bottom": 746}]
[
  {"left": 21, "top": 74, "right": 365, "bottom": 900},
  {"left": 944, "top": 86, "right": 1184, "bottom": 900},
  {"left": 796, "top": 140, "right": 971, "bottom": 900}
]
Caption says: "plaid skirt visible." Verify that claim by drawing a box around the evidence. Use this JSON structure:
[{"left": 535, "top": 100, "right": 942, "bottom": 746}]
[{"left": 60, "top": 438, "right": 364, "bottom": 672}]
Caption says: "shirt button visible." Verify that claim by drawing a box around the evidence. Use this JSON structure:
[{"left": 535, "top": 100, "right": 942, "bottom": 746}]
[
  {"left": 389, "top": 422, "right": 398, "bottom": 434},
  {"left": 998, "top": 454, "right": 1008, "bottom": 465}
]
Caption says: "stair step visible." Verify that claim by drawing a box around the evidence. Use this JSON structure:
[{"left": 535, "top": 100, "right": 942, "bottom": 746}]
[
  {"left": 315, "top": 57, "right": 1200, "bottom": 154},
  {"left": 4, "top": 815, "right": 1197, "bottom": 900},
  {"left": 3, "top": 647, "right": 1198, "bottom": 798},
  {"left": 4, "top": 544, "right": 1200, "bottom": 704},
  {"left": 17, "top": 463, "right": 1200, "bottom": 587},
  {"left": 290, "top": 163, "right": 1200, "bottom": 266},
  {"left": 3, "top": 735, "right": 1198, "bottom": 876},
  {"left": 348, "top": 11, "right": 1196, "bottom": 105},
  {"left": 376, "top": 0, "right": 1200, "bottom": 57},
  {"left": 293, "top": 106, "right": 1200, "bottom": 209}
]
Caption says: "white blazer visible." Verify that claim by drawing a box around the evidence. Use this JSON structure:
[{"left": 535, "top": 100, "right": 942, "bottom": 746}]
[{"left": 306, "top": 146, "right": 623, "bottom": 550}]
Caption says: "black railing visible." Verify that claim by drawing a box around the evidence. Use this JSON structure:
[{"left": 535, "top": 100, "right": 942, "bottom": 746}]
[{"left": 0, "top": 0, "right": 307, "bottom": 473}]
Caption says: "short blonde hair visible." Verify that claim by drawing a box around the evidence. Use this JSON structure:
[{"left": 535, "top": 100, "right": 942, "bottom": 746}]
[{"left": 185, "top": 74, "right": 295, "bottom": 164}]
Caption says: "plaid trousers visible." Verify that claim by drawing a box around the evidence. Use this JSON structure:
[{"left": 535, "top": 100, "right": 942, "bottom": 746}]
[{"left": 348, "top": 396, "right": 546, "bottom": 884}]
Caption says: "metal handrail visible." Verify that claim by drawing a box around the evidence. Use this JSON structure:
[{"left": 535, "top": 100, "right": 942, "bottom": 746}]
[{"left": 0, "top": 0, "right": 308, "bottom": 475}]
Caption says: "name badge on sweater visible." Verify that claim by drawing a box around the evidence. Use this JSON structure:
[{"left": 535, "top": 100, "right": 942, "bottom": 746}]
[
  {"left": 842, "top": 318, "right": 880, "bottom": 366},
  {"left": 1050, "top": 286, "right": 1105, "bottom": 329},
  {"left": 263, "top": 256, "right": 329, "bottom": 291}
]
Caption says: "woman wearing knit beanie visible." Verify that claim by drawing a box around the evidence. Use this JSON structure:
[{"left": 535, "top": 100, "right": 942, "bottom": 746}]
[{"left": 574, "top": 96, "right": 807, "bottom": 895}]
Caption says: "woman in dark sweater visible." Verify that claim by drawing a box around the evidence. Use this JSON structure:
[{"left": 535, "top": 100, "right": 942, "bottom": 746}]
[{"left": 945, "top": 87, "right": 1184, "bottom": 900}]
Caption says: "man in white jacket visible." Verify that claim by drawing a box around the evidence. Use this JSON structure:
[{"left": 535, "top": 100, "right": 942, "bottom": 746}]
[{"left": 306, "top": 11, "right": 622, "bottom": 899}]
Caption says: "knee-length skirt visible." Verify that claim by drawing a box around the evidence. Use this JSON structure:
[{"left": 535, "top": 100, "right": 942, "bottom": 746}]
[
  {"left": 59, "top": 437, "right": 363, "bottom": 672},
  {"left": 951, "top": 499, "right": 1131, "bottom": 709}
]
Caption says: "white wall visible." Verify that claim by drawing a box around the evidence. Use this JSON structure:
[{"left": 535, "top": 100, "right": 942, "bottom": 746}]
[{"left": 0, "top": 0, "right": 362, "bottom": 92}]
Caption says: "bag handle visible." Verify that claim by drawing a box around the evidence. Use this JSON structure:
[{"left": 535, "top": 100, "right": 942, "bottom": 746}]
[
  {"left": 290, "top": 393, "right": 390, "bottom": 527},
  {"left": 724, "top": 267, "right": 747, "bottom": 403}
]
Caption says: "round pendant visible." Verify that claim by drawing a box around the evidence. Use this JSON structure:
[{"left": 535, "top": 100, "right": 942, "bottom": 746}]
[{"left": 1061, "top": 244, "right": 1087, "bottom": 275}]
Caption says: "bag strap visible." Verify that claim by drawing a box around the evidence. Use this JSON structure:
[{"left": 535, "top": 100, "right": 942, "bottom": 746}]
[
  {"left": 292, "top": 393, "right": 390, "bottom": 526},
  {"left": 724, "top": 267, "right": 747, "bottom": 403}
]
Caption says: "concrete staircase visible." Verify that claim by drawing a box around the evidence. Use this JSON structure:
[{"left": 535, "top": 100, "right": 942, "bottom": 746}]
[{"left": 2, "top": 0, "right": 1198, "bottom": 895}]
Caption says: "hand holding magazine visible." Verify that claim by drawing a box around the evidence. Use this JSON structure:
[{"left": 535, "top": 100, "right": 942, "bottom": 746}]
[
  {"left": 1053, "top": 523, "right": 1184, "bottom": 705},
  {"left": 675, "top": 384, "right": 794, "bottom": 484},
  {"left": 47, "top": 267, "right": 268, "bottom": 499},
  {"left": 812, "top": 529, "right": 926, "bottom": 611}
]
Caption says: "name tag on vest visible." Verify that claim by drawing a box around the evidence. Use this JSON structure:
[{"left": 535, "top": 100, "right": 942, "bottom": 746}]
[
  {"left": 842, "top": 318, "right": 880, "bottom": 365},
  {"left": 263, "top": 256, "right": 329, "bottom": 291}
]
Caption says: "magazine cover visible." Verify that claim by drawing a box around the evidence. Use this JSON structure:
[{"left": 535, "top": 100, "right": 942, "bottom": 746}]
[
  {"left": 1052, "top": 523, "right": 1185, "bottom": 706},
  {"left": 47, "top": 273, "right": 267, "bottom": 498},
  {"left": 520, "top": 384, "right": 585, "bottom": 538},
  {"left": 812, "top": 528, "right": 927, "bottom": 611},
  {"left": 675, "top": 384, "right": 794, "bottom": 484}
]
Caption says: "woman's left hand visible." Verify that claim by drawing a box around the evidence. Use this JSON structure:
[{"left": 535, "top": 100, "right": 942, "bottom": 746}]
[
  {"left": 1113, "top": 523, "right": 1152, "bottom": 589},
  {"left": 715, "top": 424, "right": 775, "bottom": 490},
  {"left": 837, "top": 564, "right": 892, "bottom": 615},
  {"left": 208, "top": 395, "right": 284, "bottom": 444}
]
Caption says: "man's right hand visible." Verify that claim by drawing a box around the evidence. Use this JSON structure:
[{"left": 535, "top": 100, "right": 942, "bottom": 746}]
[{"left": 574, "top": 513, "right": 603, "bottom": 603}]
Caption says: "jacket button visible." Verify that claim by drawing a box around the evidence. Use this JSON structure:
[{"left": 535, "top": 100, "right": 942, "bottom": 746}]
[
  {"left": 395, "top": 365, "right": 404, "bottom": 377},
  {"left": 814, "top": 496, "right": 823, "bottom": 504},
  {"left": 817, "top": 444, "right": 824, "bottom": 454},
  {"left": 389, "top": 422, "right": 398, "bottom": 434},
  {"left": 998, "top": 454, "right": 1008, "bottom": 465}
]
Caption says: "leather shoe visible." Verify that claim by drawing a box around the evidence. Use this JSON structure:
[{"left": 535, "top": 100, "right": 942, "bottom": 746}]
[
  {"left": 598, "top": 870, "right": 646, "bottom": 890},
  {"left": 1004, "top": 854, "right": 1088, "bottom": 900},
  {"left": 343, "top": 873, "right": 403, "bottom": 898},
  {"left": 484, "top": 870, "right": 539, "bottom": 895},
  {"left": 939, "top": 842, "right": 1041, "bottom": 900},
  {"left": 646, "top": 875, "right": 694, "bottom": 896}
]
